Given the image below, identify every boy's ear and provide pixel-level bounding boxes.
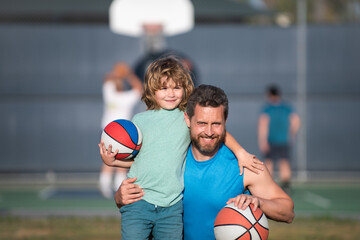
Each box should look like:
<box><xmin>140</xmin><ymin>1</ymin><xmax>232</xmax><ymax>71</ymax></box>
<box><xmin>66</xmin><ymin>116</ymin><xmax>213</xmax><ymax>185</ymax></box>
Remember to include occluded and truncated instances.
<box><xmin>184</xmin><ymin>112</ymin><xmax>191</xmax><ymax>128</ymax></box>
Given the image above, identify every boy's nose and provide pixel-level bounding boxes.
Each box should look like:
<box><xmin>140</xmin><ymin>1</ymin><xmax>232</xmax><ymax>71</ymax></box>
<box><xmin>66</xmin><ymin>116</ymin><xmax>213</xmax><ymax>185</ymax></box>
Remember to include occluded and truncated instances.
<box><xmin>167</xmin><ymin>88</ymin><xmax>175</xmax><ymax>97</ymax></box>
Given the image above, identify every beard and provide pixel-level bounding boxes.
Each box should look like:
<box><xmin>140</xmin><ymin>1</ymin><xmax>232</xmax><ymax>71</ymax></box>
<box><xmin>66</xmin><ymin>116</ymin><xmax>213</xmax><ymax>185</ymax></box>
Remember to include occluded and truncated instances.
<box><xmin>190</xmin><ymin>128</ymin><xmax>226</xmax><ymax>156</ymax></box>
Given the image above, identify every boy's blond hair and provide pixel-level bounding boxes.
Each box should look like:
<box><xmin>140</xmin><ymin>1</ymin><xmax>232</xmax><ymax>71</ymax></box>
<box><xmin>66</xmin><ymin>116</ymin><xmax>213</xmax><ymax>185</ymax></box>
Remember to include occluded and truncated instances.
<box><xmin>142</xmin><ymin>56</ymin><xmax>194</xmax><ymax>111</ymax></box>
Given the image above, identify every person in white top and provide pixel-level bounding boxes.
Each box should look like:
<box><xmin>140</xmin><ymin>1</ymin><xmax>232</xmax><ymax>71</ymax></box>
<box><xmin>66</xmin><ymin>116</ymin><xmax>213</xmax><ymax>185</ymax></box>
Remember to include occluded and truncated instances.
<box><xmin>99</xmin><ymin>62</ymin><xmax>143</xmax><ymax>199</ymax></box>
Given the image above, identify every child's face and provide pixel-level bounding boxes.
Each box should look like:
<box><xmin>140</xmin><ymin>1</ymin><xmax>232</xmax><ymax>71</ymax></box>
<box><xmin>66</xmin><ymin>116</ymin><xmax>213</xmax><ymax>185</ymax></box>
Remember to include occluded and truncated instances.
<box><xmin>154</xmin><ymin>77</ymin><xmax>184</xmax><ymax>110</ymax></box>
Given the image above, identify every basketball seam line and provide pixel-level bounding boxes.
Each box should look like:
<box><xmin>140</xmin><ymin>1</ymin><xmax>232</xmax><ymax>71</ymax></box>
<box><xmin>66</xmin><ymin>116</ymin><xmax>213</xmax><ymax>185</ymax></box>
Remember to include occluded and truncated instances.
<box><xmin>104</xmin><ymin>121</ymin><xmax>141</xmax><ymax>148</ymax></box>
<box><xmin>224</xmin><ymin>207</ymin><xmax>253</xmax><ymax>226</ymax></box>
<box><xmin>214</xmin><ymin>224</ymin><xmax>251</xmax><ymax>240</ymax></box>
<box><xmin>251</xmin><ymin>212</ymin><xmax>269</xmax><ymax>230</ymax></box>
<box><xmin>103</xmin><ymin>130</ymin><xmax>139</xmax><ymax>154</ymax></box>
<box><xmin>214</xmin><ymin>224</ymin><xmax>247</xmax><ymax>227</ymax></box>
<box><xmin>223</xmin><ymin>206</ymin><xmax>269</xmax><ymax>238</ymax></box>
<box><xmin>113</xmin><ymin>121</ymin><xmax>139</xmax><ymax>146</ymax></box>
<box><xmin>235</xmin><ymin>231</ymin><xmax>248</xmax><ymax>240</ymax></box>
<box><xmin>215</xmin><ymin>224</ymin><xmax>251</xmax><ymax>240</ymax></box>
<box><xmin>249</xmin><ymin>208</ymin><xmax>269</xmax><ymax>235</ymax></box>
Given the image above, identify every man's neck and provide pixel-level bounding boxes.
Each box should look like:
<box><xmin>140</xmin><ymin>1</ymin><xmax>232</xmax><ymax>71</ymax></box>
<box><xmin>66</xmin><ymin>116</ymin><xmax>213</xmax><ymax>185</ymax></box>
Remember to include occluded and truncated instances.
<box><xmin>269</xmin><ymin>96</ymin><xmax>281</xmax><ymax>104</ymax></box>
<box><xmin>190</xmin><ymin>144</ymin><xmax>220</xmax><ymax>162</ymax></box>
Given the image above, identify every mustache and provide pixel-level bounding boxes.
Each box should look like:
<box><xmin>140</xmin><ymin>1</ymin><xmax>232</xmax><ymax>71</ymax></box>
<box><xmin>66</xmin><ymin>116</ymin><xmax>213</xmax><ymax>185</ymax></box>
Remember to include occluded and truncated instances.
<box><xmin>199</xmin><ymin>134</ymin><xmax>218</xmax><ymax>139</ymax></box>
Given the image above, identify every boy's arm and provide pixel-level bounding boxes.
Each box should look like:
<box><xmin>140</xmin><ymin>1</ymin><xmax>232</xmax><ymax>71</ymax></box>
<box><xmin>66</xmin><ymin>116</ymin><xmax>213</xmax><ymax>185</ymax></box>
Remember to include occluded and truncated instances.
<box><xmin>224</xmin><ymin>132</ymin><xmax>263</xmax><ymax>175</ymax></box>
<box><xmin>126</xmin><ymin>70</ymin><xmax>143</xmax><ymax>94</ymax></box>
<box><xmin>99</xmin><ymin>141</ymin><xmax>134</xmax><ymax>168</ymax></box>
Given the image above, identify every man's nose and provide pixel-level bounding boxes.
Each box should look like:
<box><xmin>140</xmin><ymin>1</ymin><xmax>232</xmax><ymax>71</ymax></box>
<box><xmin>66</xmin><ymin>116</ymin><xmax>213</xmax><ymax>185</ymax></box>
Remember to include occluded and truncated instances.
<box><xmin>204</xmin><ymin>125</ymin><xmax>214</xmax><ymax>136</ymax></box>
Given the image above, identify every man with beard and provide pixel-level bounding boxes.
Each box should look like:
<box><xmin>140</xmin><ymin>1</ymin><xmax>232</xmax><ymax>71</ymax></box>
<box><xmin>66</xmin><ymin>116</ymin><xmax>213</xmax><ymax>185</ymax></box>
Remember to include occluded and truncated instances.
<box><xmin>115</xmin><ymin>85</ymin><xmax>294</xmax><ymax>240</ymax></box>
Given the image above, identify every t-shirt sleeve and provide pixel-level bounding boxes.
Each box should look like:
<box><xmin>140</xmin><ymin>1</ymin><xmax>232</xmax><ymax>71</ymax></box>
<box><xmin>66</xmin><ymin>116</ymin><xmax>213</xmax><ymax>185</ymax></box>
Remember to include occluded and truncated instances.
<box><xmin>261</xmin><ymin>104</ymin><xmax>270</xmax><ymax>114</ymax></box>
<box><xmin>103</xmin><ymin>81</ymin><xmax>116</xmax><ymax>100</ymax></box>
<box><xmin>286</xmin><ymin>103</ymin><xmax>294</xmax><ymax>114</ymax></box>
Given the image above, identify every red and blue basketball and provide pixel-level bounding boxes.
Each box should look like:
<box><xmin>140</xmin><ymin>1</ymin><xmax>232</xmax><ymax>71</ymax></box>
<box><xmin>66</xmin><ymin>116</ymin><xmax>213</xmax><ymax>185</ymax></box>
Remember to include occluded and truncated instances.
<box><xmin>101</xmin><ymin>119</ymin><xmax>142</xmax><ymax>160</ymax></box>
<box><xmin>214</xmin><ymin>202</ymin><xmax>269</xmax><ymax>240</ymax></box>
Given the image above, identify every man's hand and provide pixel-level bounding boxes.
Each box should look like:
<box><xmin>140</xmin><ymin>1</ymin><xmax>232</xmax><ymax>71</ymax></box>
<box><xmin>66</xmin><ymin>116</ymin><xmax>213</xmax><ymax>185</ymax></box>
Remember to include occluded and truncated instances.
<box><xmin>114</xmin><ymin>177</ymin><xmax>144</xmax><ymax>208</ymax></box>
<box><xmin>227</xmin><ymin>194</ymin><xmax>261</xmax><ymax>211</ymax></box>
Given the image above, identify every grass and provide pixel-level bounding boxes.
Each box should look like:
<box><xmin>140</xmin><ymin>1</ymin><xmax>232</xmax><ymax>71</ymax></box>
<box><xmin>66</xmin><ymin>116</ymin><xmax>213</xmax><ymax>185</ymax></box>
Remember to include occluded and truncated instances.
<box><xmin>268</xmin><ymin>216</ymin><xmax>360</xmax><ymax>240</ymax></box>
<box><xmin>0</xmin><ymin>182</ymin><xmax>359</xmax><ymax>239</ymax></box>
<box><xmin>0</xmin><ymin>216</ymin><xmax>359</xmax><ymax>240</ymax></box>
<box><xmin>0</xmin><ymin>217</ymin><xmax>121</xmax><ymax>240</ymax></box>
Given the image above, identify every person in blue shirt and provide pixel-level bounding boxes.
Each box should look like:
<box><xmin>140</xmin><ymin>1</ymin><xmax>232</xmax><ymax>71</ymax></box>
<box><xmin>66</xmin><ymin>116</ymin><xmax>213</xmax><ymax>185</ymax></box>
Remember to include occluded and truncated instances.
<box><xmin>258</xmin><ymin>85</ymin><xmax>301</xmax><ymax>194</ymax></box>
<box><xmin>115</xmin><ymin>84</ymin><xmax>294</xmax><ymax>240</ymax></box>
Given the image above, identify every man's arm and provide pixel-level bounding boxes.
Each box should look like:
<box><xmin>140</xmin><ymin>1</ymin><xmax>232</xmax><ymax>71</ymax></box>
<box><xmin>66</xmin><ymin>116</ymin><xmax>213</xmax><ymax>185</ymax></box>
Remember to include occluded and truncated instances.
<box><xmin>244</xmin><ymin>166</ymin><xmax>295</xmax><ymax>223</ymax></box>
<box><xmin>257</xmin><ymin>114</ymin><xmax>270</xmax><ymax>155</ymax></box>
<box><xmin>290</xmin><ymin>113</ymin><xmax>301</xmax><ymax>141</ymax></box>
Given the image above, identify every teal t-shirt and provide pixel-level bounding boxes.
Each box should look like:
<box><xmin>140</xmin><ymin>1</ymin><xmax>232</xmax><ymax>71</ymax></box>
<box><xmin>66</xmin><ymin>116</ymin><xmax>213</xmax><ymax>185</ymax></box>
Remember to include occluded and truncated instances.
<box><xmin>261</xmin><ymin>101</ymin><xmax>294</xmax><ymax>144</ymax></box>
<box><xmin>129</xmin><ymin>108</ymin><xmax>190</xmax><ymax>207</ymax></box>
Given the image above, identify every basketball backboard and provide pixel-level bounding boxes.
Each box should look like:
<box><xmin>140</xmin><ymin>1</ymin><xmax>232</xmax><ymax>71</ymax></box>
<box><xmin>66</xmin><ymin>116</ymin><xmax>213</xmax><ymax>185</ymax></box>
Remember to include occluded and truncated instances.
<box><xmin>109</xmin><ymin>0</ymin><xmax>194</xmax><ymax>37</ymax></box>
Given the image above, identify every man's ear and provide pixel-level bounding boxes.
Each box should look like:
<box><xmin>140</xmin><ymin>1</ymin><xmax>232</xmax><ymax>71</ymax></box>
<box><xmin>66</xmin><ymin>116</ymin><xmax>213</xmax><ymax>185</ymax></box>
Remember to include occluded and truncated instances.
<box><xmin>184</xmin><ymin>112</ymin><xmax>191</xmax><ymax>128</ymax></box>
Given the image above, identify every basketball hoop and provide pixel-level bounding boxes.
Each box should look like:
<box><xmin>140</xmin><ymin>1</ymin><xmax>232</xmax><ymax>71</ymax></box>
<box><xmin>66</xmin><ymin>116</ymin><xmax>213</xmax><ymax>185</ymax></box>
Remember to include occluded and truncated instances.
<box><xmin>109</xmin><ymin>0</ymin><xmax>194</xmax><ymax>37</ymax></box>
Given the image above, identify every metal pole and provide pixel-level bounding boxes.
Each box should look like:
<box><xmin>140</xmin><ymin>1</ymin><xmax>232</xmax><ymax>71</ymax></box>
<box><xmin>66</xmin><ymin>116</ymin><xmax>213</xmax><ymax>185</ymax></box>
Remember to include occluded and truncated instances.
<box><xmin>296</xmin><ymin>0</ymin><xmax>308</xmax><ymax>182</ymax></box>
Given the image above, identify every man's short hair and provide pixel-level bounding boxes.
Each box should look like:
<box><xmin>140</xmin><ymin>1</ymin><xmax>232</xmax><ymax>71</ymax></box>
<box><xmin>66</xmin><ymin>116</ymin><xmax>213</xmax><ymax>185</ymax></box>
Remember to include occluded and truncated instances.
<box><xmin>186</xmin><ymin>84</ymin><xmax>228</xmax><ymax>120</ymax></box>
<box><xmin>267</xmin><ymin>84</ymin><xmax>281</xmax><ymax>97</ymax></box>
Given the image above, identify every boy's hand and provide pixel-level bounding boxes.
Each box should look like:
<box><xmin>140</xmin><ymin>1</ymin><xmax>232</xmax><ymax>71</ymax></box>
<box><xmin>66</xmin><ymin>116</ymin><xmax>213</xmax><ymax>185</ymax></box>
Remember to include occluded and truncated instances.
<box><xmin>237</xmin><ymin>150</ymin><xmax>264</xmax><ymax>175</ymax></box>
<box><xmin>99</xmin><ymin>140</ymin><xmax>118</xmax><ymax>167</ymax></box>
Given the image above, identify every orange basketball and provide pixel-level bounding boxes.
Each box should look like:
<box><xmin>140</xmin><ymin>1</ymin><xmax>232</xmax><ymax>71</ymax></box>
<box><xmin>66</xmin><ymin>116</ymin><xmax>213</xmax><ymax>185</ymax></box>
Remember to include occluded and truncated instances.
<box><xmin>214</xmin><ymin>202</ymin><xmax>269</xmax><ymax>240</ymax></box>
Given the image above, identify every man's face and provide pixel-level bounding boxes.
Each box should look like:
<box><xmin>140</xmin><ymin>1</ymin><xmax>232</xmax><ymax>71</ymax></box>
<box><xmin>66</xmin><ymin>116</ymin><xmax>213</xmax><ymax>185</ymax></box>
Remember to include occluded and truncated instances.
<box><xmin>185</xmin><ymin>104</ymin><xmax>226</xmax><ymax>158</ymax></box>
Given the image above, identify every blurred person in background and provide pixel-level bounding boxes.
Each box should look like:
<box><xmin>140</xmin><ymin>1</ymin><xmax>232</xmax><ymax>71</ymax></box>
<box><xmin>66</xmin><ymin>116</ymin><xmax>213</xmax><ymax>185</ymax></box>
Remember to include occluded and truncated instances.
<box><xmin>258</xmin><ymin>84</ymin><xmax>301</xmax><ymax>194</ymax></box>
<box><xmin>134</xmin><ymin>50</ymin><xmax>199</xmax><ymax>86</ymax></box>
<box><xmin>133</xmin><ymin>23</ymin><xmax>199</xmax><ymax>86</ymax></box>
<box><xmin>99</xmin><ymin>62</ymin><xmax>143</xmax><ymax>199</ymax></box>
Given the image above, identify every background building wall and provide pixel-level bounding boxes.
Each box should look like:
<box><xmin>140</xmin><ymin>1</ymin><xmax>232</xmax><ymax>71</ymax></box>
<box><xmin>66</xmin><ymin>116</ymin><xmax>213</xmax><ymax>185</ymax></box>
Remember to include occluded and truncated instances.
<box><xmin>0</xmin><ymin>23</ymin><xmax>359</xmax><ymax>178</ymax></box>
